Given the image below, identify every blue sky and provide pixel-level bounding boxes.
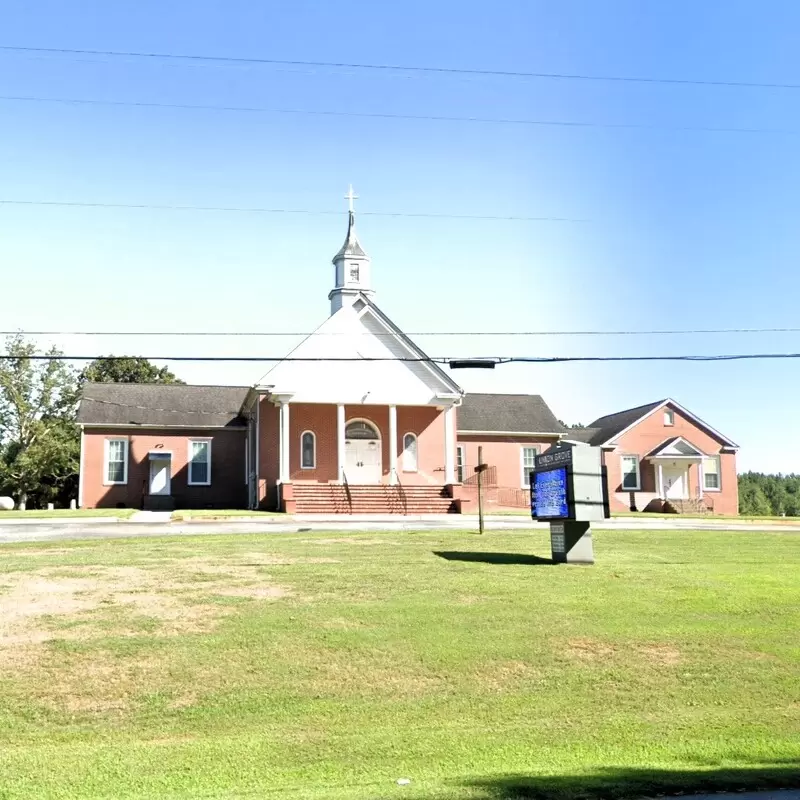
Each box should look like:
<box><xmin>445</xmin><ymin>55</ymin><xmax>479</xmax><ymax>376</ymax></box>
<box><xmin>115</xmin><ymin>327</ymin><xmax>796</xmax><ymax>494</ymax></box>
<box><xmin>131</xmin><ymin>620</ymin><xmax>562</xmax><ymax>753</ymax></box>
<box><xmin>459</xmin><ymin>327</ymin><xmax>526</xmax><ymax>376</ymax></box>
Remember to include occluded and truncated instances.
<box><xmin>2</xmin><ymin>0</ymin><xmax>800</xmax><ymax>471</ymax></box>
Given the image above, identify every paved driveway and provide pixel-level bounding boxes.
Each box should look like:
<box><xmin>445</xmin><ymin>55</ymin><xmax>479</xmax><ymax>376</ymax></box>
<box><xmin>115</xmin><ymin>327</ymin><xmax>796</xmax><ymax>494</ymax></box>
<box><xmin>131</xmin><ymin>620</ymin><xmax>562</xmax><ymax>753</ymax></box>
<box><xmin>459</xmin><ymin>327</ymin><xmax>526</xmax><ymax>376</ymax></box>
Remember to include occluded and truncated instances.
<box><xmin>1</xmin><ymin>515</ymin><xmax>799</xmax><ymax>545</ymax></box>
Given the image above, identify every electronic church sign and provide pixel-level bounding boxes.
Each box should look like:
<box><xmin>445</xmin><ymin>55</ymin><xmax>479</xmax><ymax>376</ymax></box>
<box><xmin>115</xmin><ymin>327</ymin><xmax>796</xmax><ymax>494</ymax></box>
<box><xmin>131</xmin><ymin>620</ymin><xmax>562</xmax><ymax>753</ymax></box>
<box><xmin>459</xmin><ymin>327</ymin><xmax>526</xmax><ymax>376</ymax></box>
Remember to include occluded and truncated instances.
<box><xmin>529</xmin><ymin>442</ymin><xmax>610</xmax><ymax>564</ymax></box>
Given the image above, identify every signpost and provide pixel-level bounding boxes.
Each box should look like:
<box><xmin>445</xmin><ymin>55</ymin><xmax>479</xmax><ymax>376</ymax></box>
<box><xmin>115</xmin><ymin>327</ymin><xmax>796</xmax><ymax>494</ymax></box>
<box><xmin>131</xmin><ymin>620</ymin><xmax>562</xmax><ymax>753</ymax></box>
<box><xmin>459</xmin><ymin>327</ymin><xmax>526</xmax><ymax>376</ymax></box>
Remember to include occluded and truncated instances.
<box><xmin>529</xmin><ymin>442</ymin><xmax>609</xmax><ymax>564</ymax></box>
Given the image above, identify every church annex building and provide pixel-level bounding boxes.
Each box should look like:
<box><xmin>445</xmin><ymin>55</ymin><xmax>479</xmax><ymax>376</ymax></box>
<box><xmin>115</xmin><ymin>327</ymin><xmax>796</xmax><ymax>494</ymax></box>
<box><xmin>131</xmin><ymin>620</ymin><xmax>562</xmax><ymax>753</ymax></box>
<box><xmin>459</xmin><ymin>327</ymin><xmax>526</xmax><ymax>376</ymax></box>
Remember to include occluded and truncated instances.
<box><xmin>77</xmin><ymin>201</ymin><xmax>740</xmax><ymax>516</ymax></box>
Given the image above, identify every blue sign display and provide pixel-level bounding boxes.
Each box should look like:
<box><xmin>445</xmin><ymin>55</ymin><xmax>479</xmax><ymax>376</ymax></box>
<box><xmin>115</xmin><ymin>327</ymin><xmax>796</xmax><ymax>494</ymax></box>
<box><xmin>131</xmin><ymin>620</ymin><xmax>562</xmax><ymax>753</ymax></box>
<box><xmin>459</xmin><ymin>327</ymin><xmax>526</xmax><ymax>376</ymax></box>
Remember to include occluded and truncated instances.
<box><xmin>531</xmin><ymin>467</ymin><xmax>569</xmax><ymax>519</ymax></box>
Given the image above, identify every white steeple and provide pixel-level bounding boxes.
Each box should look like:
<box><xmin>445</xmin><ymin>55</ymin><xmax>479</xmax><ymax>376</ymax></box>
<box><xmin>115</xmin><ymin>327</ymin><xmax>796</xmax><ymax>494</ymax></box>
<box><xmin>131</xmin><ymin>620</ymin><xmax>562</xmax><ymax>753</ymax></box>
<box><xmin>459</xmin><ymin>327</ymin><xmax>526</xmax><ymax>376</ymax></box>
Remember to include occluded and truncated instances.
<box><xmin>329</xmin><ymin>185</ymin><xmax>374</xmax><ymax>315</ymax></box>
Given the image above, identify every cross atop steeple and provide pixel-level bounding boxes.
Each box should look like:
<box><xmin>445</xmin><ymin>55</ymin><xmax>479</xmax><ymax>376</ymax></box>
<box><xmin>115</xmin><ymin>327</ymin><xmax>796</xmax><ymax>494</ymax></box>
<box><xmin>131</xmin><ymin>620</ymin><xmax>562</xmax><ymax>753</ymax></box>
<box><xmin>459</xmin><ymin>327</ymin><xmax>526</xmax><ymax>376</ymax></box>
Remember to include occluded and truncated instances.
<box><xmin>345</xmin><ymin>184</ymin><xmax>359</xmax><ymax>213</ymax></box>
<box><xmin>329</xmin><ymin>187</ymin><xmax>372</xmax><ymax>315</ymax></box>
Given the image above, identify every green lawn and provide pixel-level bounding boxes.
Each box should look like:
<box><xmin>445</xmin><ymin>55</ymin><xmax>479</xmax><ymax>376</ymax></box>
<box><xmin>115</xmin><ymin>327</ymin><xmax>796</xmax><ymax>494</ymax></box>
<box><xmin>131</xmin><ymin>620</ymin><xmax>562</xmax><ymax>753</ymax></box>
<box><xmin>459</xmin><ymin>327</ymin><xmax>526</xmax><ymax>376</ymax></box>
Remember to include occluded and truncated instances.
<box><xmin>0</xmin><ymin>507</ymin><xmax>136</xmax><ymax>519</ymax></box>
<box><xmin>1</xmin><ymin>529</ymin><xmax>798</xmax><ymax>799</ymax></box>
<box><xmin>171</xmin><ymin>508</ymin><xmax>285</xmax><ymax>521</ymax></box>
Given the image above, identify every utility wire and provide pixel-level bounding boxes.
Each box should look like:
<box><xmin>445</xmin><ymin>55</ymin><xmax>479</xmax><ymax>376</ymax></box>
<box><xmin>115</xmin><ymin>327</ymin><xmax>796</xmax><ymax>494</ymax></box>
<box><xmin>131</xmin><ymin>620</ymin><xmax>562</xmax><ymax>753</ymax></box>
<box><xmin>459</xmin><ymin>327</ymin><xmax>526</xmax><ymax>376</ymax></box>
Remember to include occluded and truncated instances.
<box><xmin>2</xmin><ymin>94</ymin><xmax>797</xmax><ymax>137</ymax></box>
<box><xmin>0</xmin><ymin>199</ymin><xmax>577</xmax><ymax>222</ymax></box>
<box><xmin>4</xmin><ymin>353</ymin><xmax>800</xmax><ymax>364</ymax></box>
<box><xmin>5</xmin><ymin>328</ymin><xmax>800</xmax><ymax>337</ymax></box>
<box><xmin>1</xmin><ymin>45</ymin><xmax>798</xmax><ymax>91</ymax></box>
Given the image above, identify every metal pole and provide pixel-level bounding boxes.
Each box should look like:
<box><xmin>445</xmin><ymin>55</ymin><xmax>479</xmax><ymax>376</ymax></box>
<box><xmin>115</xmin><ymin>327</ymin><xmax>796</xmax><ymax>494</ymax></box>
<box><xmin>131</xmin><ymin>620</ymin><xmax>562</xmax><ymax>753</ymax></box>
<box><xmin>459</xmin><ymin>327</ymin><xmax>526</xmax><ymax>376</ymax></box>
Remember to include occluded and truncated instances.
<box><xmin>477</xmin><ymin>445</ymin><xmax>484</xmax><ymax>535</ymax></box>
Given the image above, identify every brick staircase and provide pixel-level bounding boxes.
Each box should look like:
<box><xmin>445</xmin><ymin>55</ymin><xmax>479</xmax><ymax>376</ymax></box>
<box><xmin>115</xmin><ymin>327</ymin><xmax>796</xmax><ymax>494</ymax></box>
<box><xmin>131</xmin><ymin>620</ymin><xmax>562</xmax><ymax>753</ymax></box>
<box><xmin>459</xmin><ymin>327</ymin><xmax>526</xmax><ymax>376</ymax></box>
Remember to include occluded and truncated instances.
<box><xmin>663</xmin><ymin>498</ymin><xmax>711</xmax><ymax>515</ymax></box>
<box><xmin>291</xmin><ymin>484</ymin><xmax>459</xmax><ymax>514</ymax></box>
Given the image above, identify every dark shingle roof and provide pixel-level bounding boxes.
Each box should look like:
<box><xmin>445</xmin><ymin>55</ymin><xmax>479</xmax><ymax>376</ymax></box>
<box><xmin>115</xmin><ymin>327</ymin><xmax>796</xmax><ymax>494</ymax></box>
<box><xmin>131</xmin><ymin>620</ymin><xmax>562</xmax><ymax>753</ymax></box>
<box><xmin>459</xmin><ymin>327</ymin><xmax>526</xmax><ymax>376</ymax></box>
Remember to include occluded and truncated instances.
<box><xmin>77</xmin><ymin>383</ymin><xmax>249</xmax><ymax>428</ymax></box>
<box><xmin>585</xmin><ymin>399</ymin><xmax>665</xmax><ymax>445</ymax></box>
<box><xmin>458</xmin><ymin>393</ymin><xmax>564</xmax><ymax>434</ymax></box>
<box><xmin>560</xmin><ymin>427</ymin><xmax>603</xmax><ymax>445</ymax></box>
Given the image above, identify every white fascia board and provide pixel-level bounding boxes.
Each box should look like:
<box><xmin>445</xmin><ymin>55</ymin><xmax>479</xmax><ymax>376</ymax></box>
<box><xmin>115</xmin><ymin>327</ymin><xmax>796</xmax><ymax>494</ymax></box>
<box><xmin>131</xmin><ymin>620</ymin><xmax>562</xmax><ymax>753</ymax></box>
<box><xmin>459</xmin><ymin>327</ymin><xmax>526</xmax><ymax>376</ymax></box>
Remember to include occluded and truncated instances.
<box><xmin>602</xmin><ymin>398</ymin><xmax>739</xmax><ymax>448</ymax></box>
<box><xmin>457</xmin><ymin>430</ymin><xmax>563</xmax><ymax>437</ymax></box>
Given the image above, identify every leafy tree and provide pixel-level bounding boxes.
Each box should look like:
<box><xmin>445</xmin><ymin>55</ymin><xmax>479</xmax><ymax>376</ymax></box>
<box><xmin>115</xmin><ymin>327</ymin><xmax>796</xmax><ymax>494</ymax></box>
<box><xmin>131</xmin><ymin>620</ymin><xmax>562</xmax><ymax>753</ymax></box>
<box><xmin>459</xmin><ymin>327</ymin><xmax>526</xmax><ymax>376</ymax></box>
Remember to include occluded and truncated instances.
<box><xmin>738</xmin><ymin>472</ymin><xmax>800</xmax><ymax>516</ymax></box>
<box><xmin>80</xmin><ymin>356</ymin><xmax>184</xmax><ymax>385</ymax></box>
<box><xmin>0</xmin><ymin>334</ymin><xmax>80</xmax><ymax>507</ymax></box>
<box><xmin>558</xmin><ymin>420</ymin><xmax>586</xmax><ymax>429</ymax></box>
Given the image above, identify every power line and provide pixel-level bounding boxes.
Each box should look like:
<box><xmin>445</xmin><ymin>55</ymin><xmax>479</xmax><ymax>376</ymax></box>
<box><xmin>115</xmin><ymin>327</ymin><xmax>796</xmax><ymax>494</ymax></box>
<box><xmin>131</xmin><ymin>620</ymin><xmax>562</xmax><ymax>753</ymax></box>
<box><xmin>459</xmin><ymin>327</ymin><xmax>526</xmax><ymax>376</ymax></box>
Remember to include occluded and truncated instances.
<box><xmin>5</xmin><ymin>328</ymin><xmax>800</xmax><ymax>338</ymax></box>
<box><xmin>0</xmin><ymin>199</ymin><xmax>577</xmax><ymax>222</ymax></box>
<box><xmin>4</xmin><ymin>353</ymin><xmax>800</xmax><ymax>364</ymax></box>
<box><xmin>1</xmin><ymin>44</ymin><xmax>799</xmax><ymax>91</ymax></box>
<box><xmin>2</xmin><ymin>93</ymin><xmax>797</xmax><ymax>137</ymax></box>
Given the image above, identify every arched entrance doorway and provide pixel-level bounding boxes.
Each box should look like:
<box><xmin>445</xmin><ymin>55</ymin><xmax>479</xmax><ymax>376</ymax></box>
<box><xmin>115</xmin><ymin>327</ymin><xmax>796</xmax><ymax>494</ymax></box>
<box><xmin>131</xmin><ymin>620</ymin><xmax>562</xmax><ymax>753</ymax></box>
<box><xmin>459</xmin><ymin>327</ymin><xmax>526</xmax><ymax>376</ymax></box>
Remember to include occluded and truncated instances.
<box><xmin>345</xmin><ymin>419</ymin><xmax>382</xmax><ymax>483</ymax></box>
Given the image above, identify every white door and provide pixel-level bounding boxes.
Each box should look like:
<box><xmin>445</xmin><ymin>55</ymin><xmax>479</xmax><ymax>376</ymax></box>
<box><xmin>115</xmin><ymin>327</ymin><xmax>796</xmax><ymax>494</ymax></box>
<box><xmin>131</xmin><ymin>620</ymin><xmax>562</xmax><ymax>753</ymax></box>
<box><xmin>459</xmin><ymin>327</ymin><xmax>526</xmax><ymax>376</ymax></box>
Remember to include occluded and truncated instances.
<box><xmin>149</xmin><ymin>458</ymin><xmax>171</xmax><ymax>495</ymax></box>
<box><xmin>344</xmin><ymin>420</ymin><xmax>382</xmax><ymax>484</ymax></box>
<box><xmin>662</xmin><ymin>465</ymin><xmax>687</xmax><ymax>499</ymax></box>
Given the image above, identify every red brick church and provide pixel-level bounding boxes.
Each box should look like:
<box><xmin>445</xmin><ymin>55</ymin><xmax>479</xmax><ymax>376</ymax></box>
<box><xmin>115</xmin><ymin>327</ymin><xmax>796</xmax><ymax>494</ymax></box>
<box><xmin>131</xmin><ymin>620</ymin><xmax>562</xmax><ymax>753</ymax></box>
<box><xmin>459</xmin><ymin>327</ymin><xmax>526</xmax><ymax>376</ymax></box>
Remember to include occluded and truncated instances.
<box><xmin>77</xmin><ymin>196</ymin><xmax>740</xmax><ymax>515</ymax></box>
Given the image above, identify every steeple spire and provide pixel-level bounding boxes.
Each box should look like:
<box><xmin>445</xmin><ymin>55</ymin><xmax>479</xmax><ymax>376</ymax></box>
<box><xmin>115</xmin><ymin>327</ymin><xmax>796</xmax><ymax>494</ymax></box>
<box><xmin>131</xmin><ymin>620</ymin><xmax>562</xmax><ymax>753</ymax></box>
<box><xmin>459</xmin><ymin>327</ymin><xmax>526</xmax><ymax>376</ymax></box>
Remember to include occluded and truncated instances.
<box><xmin>329</xmin><ymin>186</ymin><xmax>373</xmax><ymax>314</ymax></box>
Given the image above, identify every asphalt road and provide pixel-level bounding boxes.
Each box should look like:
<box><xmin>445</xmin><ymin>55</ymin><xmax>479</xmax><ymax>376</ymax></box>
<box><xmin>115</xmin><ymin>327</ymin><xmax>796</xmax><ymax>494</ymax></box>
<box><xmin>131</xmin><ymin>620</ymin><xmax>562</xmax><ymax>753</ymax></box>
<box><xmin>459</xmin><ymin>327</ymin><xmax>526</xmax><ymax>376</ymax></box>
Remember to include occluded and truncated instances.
<box><xmin>1</xmin><ymin>516</ymin><xmax>800</xmax><ymax>545</ymax></box>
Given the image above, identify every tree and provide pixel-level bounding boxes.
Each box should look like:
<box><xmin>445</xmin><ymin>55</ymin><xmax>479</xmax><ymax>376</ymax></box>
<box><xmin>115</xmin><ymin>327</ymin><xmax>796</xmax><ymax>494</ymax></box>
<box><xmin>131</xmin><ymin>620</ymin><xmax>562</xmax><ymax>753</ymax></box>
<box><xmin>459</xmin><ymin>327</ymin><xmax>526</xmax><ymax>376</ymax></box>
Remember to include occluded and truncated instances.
<box><xmin>0</xmin><ymin>334</ymin><xmax>80</xmax><ymax>507</ymax></box>
<box><xmin>80</xmin><ymin>356</ymin><xmax>184</xmax><ymax>385</ymax></box>
<box><xmin>558</xmin><ymin>420</ymin><xmax>586</xmax><ymax>429</ymax></box>
<box><xmin>738</xmin><ymin>482</ymin><xmax>773</xmax><ymax>517</ymax></box>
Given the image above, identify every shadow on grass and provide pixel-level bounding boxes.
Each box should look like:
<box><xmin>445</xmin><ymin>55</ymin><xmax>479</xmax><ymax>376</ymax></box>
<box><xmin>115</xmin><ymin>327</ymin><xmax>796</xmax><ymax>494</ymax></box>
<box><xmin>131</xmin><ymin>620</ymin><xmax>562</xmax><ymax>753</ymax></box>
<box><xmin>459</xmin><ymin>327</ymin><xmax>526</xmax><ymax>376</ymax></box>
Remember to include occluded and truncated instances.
<box><xmin>434</xmin><ymin>551</ymin><xmax>554</xmax><ymax>566</ymax></box>
<box><xmin>464</xmin><ymin>763</ymin><xmax>800</xmax><ymax>800</ymax></box>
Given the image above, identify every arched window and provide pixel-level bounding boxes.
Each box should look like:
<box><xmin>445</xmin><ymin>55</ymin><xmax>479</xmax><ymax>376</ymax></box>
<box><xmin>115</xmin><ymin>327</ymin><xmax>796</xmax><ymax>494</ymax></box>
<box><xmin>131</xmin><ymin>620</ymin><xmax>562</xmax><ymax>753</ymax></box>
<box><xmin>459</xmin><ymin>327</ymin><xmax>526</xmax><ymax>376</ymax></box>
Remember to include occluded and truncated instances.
<box><xmin>402</xmin><ymin>433</ymin><xmax>418</xmax><ymax>472</ymax></box>
<box><xmin>301</xmin><ymin>431</ymin><xmax>316</xmax><ymax>469</ymax></box>
<box><xmin>345</xmin><ymin>420</ymin><xmax>380</xmax><ymax>440</ymax></box>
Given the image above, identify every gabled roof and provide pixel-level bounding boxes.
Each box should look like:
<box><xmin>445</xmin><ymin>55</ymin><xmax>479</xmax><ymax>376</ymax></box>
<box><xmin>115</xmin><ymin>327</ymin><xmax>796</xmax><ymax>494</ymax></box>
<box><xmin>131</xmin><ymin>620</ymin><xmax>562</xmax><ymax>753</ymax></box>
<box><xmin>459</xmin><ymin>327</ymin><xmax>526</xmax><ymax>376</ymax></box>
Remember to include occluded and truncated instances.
<box><xmin>257</xmin><ymin>294</ymin><xmax>463</xmax><ymax>404</ymax></box>
<box><xmin>585</xmin><ymin>398</ymin><xmax>738</xmax><ymax>449</ymax></box>
<box><xmin>458</xmin><ymin>393</ymin><xmax>565</xmax><ymax>435</ymax></box>
<box><xmin>77</xmin><ymin>383</ymin><xmax>249</xmax><ymax>428</ymax></box>
<box><xmin>646</xmin><ymin>436</ymin><xmax>706</xmax><ymax>458</ymax></box>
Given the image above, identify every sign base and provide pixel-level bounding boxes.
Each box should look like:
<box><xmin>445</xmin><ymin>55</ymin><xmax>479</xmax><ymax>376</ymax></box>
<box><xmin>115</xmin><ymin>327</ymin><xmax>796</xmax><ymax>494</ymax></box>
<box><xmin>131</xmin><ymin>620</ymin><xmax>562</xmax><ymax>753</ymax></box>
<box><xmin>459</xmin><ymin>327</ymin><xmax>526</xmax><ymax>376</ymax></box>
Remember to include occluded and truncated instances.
<box><xmin>549</xmin><ymin>520</ymin><xmax>594</xmax><ymax>564</ymax></box>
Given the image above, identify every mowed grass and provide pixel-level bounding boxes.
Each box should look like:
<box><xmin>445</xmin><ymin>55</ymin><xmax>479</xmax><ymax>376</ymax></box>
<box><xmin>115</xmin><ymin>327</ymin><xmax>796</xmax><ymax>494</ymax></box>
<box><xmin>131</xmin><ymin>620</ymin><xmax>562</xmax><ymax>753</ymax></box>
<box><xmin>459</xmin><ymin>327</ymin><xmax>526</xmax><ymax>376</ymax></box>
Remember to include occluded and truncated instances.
<box><xmin>0</xmin><ymin>529</ymin><xmax>798</xmax><ymax>800</ymax></box>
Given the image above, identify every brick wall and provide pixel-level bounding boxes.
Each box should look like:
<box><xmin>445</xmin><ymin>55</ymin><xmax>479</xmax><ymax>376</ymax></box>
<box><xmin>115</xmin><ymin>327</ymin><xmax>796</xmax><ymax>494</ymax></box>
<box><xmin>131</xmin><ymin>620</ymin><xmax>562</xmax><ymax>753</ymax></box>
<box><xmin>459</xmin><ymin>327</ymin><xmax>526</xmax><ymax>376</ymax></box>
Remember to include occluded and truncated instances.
<box><xmin>81</xmin><ymin>427</ymin><xmax>247</xmax><ymax>509</ymax></box>
<box><xmin>457</xmin><ymin>434</ymin><xmax>562</xmax><ymax>489</ymax></box>
<box><xmin>606</xmin><ymin>403</ymin><xmax>738</xmax><ymax>515</ymax></box>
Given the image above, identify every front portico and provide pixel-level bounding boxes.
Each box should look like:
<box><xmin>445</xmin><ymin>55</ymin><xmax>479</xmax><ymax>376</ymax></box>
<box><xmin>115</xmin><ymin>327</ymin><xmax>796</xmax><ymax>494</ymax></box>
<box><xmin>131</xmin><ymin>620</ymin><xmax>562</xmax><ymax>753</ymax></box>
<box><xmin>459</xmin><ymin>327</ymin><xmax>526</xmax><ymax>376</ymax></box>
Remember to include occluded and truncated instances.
<box><xmin>646</xmin><ymin>437</ymin><xmax>708</xmax><ymax>502</ymax></box>
<box><xmin>250</xmin><ymin>195</ymin><xmax>464</xmax><ymax>513</ymax></box>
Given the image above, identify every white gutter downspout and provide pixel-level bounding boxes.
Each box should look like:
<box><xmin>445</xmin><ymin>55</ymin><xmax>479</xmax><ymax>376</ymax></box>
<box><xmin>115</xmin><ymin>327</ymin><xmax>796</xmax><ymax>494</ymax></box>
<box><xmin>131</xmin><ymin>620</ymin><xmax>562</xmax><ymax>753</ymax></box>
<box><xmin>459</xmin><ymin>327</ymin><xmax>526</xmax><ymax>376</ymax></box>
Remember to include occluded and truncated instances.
<box><xmin>78</xmin><ymin>424</ymin><xmax>85</xmax><ymax>508</ymax></box>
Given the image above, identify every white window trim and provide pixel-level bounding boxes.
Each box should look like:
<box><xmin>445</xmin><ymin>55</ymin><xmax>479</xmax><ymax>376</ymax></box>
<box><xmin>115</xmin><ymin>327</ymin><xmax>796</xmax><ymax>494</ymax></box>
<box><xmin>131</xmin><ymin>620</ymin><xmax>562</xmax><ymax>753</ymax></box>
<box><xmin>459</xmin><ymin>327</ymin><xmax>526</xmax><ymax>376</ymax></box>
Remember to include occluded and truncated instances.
<box><xmin>703</xmin><ymin>455</ymin><xmax>722</xmax><ymax>492</ymax></box>
<box><xmin>402</xmin><ymin>432</ymin><xmax>418</xmax><ymax>472</ymax></box>
<box><xmin>456</xmin><ymin>444</ymin><xmax>466</xmax><ymax>483</ymax></box>
<box><xmin>664</xmin><ymin>409</ymin><xmax>675</xmax><ymax>426</ymax></box>
<box><xmin>521</xmin><ymin>446</ymin><xmax>538</xmax><ymax>488</ymax></box>
<box><xmin>188</xmin><ymin>438</ymin><xmax>212</xmax><ymax>486</ymax></box>
<box><xmin>103</xmin><ymin>437</ymin><xmax>129</xmax><ymax>486</ymax></box>
<box><xmin>620</xmin><ymin>454</ymin><xmax>641</xmax><ymax>491</ymax></box>
<box><xmin>300</xmin><ymin>430</ymin><xmax>316</xmax><ymax>469</ymax></box>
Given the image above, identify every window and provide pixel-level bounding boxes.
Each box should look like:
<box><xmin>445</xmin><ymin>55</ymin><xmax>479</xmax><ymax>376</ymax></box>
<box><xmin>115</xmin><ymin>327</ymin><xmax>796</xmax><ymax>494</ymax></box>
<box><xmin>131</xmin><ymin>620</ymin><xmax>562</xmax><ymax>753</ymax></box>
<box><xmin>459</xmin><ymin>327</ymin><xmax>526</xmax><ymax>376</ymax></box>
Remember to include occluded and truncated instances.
<box><xmin>456</xmin><ymin>445</ymin><xmax>466</xmax><ymax>483</ymax></box>
<box><xmin>521</xmin><ymin>446</ymin><xmax>538</xmax><ymax>487</ymax></box>
<box><xmin>188</xmin><ymin>439</ymin><xmax>211</xmax><ymax>485</ymax></box>
<box><xmin>621</xmin><ymin>455</ymin><xmax>640</xmax><ymax>490</ymax></box>
<box><xmin>349</xmin><ymin>263</ymin><xmax>360</xmax><ymax>281</ymax></box>
<box><xmin>704</xmin><ymin>456</ymin><xmax>721</xmax><ymax>490</ymax></box>
<box><xmin>402</xmin><ymin>433</ymin><xmax>418</xmax><ymax>472</ymax></box>
<box><xmin>664</xmin><ymin>409</ymin><xmax>675</xmax><ymax>426</ymax></box>
<box><xmin>301</xmin><ymin>431</ymin><xmax>316</xmax><ymax>469</ymax></box>
<box><xmin>104</xmin><ymin>438</ymin><xmax>128</xmax><ymax>484</ymax></box>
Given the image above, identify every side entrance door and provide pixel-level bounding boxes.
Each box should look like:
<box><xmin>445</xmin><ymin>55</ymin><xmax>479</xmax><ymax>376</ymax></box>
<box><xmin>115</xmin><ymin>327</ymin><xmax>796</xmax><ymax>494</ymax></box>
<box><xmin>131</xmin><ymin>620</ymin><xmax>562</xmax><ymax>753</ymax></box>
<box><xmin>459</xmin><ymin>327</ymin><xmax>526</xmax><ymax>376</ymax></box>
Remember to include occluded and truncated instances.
<box><xmin>149</xmin><ymin>454</ymin><xmax>172</xmax><ymax>495</ymax></box>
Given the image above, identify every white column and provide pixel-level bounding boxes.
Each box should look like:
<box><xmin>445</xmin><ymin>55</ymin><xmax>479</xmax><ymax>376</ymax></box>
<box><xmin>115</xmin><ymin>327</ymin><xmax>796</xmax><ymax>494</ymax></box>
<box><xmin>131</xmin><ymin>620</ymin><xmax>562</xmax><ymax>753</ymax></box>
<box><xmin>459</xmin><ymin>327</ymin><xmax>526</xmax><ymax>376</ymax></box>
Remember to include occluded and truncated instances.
<box><xmin>657</xmin><ymin>462</ymin><xmax>664</xmax><ymax>499</ymax></box>
<box><xmin>337</xmin><ymin>404</ymin><xmax>346</xmax><ymax>482</ymax></box>
<box><xmin>444</xmin><ymin>405</ymin><xmax>455</xmax><ymax>484</ymax></box>
<box><xmin>388</xmin><ymin>405</ymin><xmax>398</xmax><ymax>484</ymax></box>
<box><xmin>279</xmin><ymin>402</ymin><xmax>291</xmax><ymax>482</ymax></box>
<box><xmin>698</xmin><ymin>460</ymin><xmax>704</xmax><ymax>499</ymax></box>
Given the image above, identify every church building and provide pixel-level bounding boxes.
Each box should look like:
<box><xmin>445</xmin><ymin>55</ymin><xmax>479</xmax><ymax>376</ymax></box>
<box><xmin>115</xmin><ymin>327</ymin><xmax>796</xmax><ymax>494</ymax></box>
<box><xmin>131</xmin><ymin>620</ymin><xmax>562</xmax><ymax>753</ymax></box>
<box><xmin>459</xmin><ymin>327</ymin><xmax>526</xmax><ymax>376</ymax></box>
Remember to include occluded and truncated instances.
<box><xmin>77</xmin><ymin>192</ymin><xmax>740</xmax><ymax>516</ymax></box>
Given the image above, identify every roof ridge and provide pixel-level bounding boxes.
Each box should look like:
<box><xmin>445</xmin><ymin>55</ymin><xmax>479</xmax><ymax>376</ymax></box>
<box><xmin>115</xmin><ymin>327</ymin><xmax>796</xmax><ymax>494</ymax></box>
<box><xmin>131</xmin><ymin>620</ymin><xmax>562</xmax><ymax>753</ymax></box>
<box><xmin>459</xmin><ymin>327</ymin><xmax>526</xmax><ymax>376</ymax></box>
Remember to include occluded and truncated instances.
<box><xmin>83</xmin><ymin>382</ymin><xmax>250</xmax><ymax>389</ymax></box>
